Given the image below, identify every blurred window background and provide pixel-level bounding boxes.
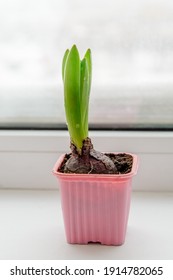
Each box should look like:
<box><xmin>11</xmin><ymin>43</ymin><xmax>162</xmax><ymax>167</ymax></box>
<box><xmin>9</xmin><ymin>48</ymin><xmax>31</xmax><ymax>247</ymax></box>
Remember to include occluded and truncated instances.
<box><xmin>0</xmin><ymin>0</ymin><xmax>173</xmax><ymax>130</ymax></box>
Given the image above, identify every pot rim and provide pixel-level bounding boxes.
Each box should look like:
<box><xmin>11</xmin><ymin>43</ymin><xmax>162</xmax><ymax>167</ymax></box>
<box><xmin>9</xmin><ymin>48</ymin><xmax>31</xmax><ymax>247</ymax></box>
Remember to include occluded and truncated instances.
<box><xmin>52</xmin><ymin>152</ymin><xmax>139</xmax><ymax>179</ymax></box>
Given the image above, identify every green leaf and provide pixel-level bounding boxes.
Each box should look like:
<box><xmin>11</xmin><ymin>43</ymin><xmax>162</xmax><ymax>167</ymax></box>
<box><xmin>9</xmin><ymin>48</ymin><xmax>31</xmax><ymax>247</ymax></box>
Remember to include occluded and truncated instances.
<box><xmin>81</xmin><ymin>49</ymin><xmax>92</xmax><ymax>139</ymax></box>
<box><xmin>80</xmin><ymin>57</ymin><xmax>90</xmax><ymax>139</ymax></box>
<box><xmin>62</xmin><ymin>49</ymin><xmax>69</xmax><ymax>81</ymax></box>
<box><xmin>63</xmin><ymin>45</ymin><xmax>83</xmax><ymax>152</ymax></box>
<box><xmin>84</xmin><ymin>49</ymin><xmax>92</xmax><ymax>94</ymax></box>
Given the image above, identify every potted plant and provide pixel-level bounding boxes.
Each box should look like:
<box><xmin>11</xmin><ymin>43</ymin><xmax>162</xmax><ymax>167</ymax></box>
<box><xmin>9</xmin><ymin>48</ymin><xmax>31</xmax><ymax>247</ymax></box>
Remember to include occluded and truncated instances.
<box><xmin>53</xmin><ymin>45</ymin><xmax>138</xmax><ymax>245</ymax></box>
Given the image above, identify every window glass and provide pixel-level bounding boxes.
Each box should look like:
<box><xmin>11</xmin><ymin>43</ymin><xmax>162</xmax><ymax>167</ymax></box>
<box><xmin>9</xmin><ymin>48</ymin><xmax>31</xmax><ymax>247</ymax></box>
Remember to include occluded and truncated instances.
<box><xmin>0</xmin><ymin>0</ymin><xmax>173</xmax><ymax>129</ymax></box>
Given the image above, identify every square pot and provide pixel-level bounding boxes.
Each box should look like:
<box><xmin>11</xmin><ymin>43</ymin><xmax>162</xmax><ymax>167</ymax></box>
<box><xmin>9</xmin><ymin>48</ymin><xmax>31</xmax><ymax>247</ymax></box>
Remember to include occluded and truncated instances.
<box><xmin>53</xmin><ymin>153</ymin><xmax>138</xmax><ymax>245</ymax></box>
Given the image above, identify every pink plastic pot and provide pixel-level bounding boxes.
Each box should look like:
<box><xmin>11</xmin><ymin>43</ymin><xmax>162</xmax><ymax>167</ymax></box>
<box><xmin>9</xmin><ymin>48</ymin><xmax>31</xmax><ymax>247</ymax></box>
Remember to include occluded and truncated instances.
<box><xmin>53</xmin><ymin>153</ymin><xmax>138</xmax><ymax>246</ymax></box>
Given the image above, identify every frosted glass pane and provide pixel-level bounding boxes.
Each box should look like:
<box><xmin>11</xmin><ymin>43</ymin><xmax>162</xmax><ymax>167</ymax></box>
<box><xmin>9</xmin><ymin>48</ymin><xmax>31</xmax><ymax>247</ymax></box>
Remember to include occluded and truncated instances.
<box><xmin>0</xmin><ymin>0</ymin><xmax>173</xmax><ymax>128</ymax></box>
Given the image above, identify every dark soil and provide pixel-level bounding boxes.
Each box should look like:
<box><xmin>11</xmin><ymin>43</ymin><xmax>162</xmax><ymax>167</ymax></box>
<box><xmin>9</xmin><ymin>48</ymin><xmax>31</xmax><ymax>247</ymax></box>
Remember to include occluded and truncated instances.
<box><xmin>58</xmin><ymin>138</ymin><xmax>133</xmax><ymax>175</ymax></box>
<box><xmin>105</xmin><ymin>153</ymin><xmax>133</xmax><ymax>174</ymax></box>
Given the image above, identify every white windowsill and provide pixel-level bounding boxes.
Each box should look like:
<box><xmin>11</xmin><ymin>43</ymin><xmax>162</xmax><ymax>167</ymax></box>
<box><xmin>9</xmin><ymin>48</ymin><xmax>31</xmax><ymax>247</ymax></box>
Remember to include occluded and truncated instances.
<box><xmin>0</xmin><ymin>189</ymin><xmax>172</xmax><ymax>260</ymax></box>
